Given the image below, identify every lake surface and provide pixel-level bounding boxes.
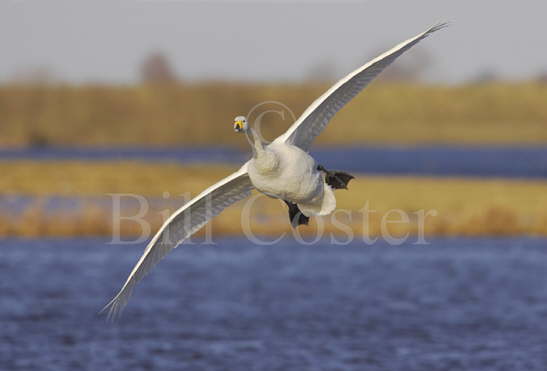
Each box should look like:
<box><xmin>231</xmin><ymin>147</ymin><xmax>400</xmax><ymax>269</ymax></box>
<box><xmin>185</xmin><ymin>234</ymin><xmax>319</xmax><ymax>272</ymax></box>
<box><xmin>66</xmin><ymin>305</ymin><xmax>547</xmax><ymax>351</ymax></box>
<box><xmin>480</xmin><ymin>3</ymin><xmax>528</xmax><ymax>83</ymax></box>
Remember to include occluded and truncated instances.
<box><xmin>1</xmin><ymin>237</ymin><xmax>547</xmax><ymax>370</ymax></box>
<box><xmin>2</xmin><ymin>145</ymin><xmax>547</xmax><ymax>178</ymax></box>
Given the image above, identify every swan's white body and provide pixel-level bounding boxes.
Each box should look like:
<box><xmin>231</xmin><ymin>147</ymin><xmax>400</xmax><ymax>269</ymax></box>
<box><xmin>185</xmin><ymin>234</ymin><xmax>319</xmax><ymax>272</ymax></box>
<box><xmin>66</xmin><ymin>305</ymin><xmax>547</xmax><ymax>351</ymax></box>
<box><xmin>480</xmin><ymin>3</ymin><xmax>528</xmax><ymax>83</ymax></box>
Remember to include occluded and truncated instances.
<box><xmin>102</xmin><ymin>23</ymin><xmax>447</xmax><ymax>319</ymax></box>
<box><xmin>248</xmin><ymin>142</ymin><xmax>336</xmax><ymax>216</ymax></box>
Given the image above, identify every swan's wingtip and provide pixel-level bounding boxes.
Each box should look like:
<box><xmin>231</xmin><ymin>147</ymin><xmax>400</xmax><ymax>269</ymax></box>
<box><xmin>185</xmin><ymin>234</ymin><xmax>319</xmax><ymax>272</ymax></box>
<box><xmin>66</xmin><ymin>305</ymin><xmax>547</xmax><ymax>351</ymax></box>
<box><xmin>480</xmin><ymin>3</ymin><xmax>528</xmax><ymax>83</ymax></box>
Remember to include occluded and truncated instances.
<box><xmin>428</xmin><ymin>21</ymin><xmax>450</xmax><ymax>34</ymax></box>
<box><xmin>98</xmin><ymin>295</ymin><xmax>127</xmax><ymax>322</ymax></box>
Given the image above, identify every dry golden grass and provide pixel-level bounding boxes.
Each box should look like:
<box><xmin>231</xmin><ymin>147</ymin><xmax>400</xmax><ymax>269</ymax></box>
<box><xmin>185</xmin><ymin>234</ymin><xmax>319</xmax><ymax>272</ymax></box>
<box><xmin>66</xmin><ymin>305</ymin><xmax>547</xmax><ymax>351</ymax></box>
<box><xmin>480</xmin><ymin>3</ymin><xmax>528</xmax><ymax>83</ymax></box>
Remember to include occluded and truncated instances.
<box><xmin>1</xmin><ymin>82</ymin><xmax>547</xmax><ymax>148</ymax></box>
<box><xmin>2</xmin><ymin>161</ymin><xmax>547</xmax><ymax>238</ymax></box>
<box><xmin>0</xmin><ymin>161</ymin><xmax>233</xmax><ymax>196</ymax></box>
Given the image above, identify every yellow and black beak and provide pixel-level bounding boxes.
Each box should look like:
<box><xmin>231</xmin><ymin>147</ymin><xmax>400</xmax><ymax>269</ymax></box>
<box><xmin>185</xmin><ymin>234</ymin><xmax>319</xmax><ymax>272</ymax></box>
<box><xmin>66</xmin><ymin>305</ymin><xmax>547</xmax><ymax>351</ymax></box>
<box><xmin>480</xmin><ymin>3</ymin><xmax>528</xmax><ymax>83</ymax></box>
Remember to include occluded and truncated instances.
<box><xmin>233</xmin><ymin>120</ymin><xmax>244</xmax><ymax>132</ymax></box>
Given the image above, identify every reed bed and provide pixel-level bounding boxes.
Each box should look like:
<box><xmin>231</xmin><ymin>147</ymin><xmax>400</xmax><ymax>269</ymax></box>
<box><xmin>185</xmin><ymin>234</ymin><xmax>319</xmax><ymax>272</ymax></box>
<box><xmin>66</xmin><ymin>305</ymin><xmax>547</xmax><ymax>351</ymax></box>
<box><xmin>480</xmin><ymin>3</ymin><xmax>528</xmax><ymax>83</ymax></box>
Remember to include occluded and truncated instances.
<box><xmin>1</xmin><ymin>82</ymin><xmax>547</xmax><ymax>148</ymax></box>
<box><xmin>2</xmin><ymin>161</ymin><xmax>547</xmax><ymax>238</ymax></box>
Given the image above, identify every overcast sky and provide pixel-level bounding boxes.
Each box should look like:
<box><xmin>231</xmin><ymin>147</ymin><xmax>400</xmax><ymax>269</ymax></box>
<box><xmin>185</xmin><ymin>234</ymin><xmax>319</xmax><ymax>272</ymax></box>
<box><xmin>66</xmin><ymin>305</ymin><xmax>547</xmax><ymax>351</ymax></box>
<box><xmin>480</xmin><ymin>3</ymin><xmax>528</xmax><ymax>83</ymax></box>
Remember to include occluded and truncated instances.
<box><xmin>2</xmin><ymin>0</ymin><xmax>546</xmax><ymax>84</ymax></box>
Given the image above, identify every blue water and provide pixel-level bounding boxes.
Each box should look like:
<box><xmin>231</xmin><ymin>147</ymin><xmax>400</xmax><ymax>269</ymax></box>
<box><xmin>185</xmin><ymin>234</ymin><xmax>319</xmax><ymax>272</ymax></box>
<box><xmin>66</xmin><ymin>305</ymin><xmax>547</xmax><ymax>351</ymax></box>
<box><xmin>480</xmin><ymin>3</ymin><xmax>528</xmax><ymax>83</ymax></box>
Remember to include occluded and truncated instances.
<box><xmin>1</xmin><ymin>237</ymin><xmax>547</xmax><ymax>370</ymax></box>
<box><xmin>2</xmin><ymin>145</ymin><xmax>547</xmax><ymax>178</ymax></box>
<box><xmin>313</xmin><ymin>146</ymin><xmax>547</xmax><ymax>179</ymax></box>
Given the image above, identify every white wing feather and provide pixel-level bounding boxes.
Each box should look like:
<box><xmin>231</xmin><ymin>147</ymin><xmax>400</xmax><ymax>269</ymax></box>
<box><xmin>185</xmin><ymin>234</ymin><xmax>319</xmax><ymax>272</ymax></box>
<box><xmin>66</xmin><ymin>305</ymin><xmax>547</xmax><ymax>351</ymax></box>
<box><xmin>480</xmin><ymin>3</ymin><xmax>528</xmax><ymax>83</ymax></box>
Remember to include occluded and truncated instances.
<box><xmin>101</xmin><ymin>163</ymin><xmax>253</xmax><ymax>319</ymax></box>
<box><xmin>276</xmin><ymin>23</ymin><xmax>447</xmax><ymax>151</ymax></box>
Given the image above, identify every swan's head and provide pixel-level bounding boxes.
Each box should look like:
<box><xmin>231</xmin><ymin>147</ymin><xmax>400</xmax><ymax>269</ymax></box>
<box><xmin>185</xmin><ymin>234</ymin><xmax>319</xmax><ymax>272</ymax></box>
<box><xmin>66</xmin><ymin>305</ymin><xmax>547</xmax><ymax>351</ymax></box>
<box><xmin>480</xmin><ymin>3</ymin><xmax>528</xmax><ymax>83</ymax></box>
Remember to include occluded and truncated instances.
<box><xmin>233</xmin><ymin>115</ymin><xmax>248</xmax><ymax>133</ymax></box>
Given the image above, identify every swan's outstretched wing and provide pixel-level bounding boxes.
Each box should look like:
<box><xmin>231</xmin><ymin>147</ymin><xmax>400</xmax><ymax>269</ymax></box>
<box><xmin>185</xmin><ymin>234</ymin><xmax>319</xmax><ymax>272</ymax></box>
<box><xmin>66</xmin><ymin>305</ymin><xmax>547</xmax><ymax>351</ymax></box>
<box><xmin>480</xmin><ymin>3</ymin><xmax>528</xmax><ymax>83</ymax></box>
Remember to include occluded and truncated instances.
<box><xmin>101</xmin><ymin>163</ymin><xmax>253</xmax><ymax>319</ymax></box>
<box><xmin>276</xmin><ymin>23</ymin><xmax>447</xmax><ymax>151</ymax></box>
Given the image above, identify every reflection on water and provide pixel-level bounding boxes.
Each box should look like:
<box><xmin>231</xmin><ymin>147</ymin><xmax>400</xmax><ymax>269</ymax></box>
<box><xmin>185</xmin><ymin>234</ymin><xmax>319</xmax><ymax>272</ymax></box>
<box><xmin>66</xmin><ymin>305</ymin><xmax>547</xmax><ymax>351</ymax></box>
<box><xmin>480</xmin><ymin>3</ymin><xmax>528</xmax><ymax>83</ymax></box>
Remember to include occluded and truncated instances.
<box><xmin>1</xmin><ymin>237</ymin><xmax>547</xmax><ymax>370</ymax></box>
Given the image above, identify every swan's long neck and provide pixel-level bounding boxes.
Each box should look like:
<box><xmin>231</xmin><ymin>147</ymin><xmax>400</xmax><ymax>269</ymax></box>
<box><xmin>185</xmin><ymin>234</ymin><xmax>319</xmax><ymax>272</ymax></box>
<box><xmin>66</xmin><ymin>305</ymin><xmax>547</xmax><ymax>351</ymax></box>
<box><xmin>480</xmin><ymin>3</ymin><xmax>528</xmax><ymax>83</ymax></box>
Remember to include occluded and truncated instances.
<box><xmin>246</xmin><ymin>127</ymin><xmax>279</xmax><ymax>174</ymax></box>
<box><xmin>245</xmin><ymin>127</ymin><xmax>265</xmax><ymax>159</ymax></box>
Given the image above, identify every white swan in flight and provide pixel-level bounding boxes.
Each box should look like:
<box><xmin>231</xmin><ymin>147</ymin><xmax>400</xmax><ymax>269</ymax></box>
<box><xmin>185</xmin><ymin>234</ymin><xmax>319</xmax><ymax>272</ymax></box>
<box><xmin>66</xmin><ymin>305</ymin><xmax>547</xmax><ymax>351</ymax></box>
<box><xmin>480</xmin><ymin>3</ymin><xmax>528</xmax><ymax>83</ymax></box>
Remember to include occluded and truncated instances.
<box><xmin>103</xmin><ymin>23</ymin><xmax>446</xmax><ymax>318</ymax></box>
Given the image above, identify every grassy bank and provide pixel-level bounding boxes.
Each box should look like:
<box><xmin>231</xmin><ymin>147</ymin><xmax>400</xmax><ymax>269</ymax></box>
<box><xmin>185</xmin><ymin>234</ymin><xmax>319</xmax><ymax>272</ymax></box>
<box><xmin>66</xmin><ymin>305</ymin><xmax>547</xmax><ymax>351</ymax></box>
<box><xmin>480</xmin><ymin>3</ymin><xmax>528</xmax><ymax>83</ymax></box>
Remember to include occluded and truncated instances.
<box><xmin>1</xmin><ymin>82</ymin><xmax>547</xmax><ymax>148</ymax></box>
<box><xmin>2</xmin><ymin>161</ymin><xmax>547</xmax><ymax>238</ymax></box>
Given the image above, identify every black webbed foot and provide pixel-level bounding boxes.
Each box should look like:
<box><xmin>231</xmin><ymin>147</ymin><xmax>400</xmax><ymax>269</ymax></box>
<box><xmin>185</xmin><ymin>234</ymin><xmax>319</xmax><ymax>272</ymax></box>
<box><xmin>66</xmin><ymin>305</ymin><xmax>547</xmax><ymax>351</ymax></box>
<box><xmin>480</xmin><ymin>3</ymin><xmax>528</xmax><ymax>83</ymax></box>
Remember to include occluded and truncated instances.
<box><xmin>317</xmin><ymin>165</ymin><xmax>354</xmax><ymax>190</ymax></box>
<box><xmin>284</xmin><ymin>200</ymin><xmax>309</xmax><ymax>228</ymax></box>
